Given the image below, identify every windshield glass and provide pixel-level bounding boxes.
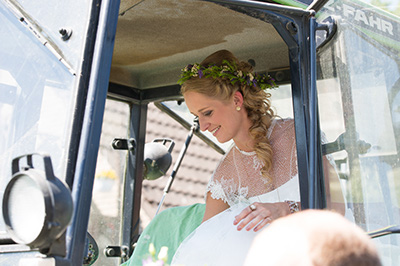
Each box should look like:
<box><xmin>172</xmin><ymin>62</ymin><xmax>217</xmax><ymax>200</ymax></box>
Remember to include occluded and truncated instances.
<box><xmin>0</xmin><ymin>0</ymin><xmax>91</xmax><ymax>235</ymax></box>
<box><xmin>11</xmin><ymin>0</ymin><xmax>92</xmax><ymax>71</ymax></box>
<box><xmin>317</xmin><ymin>0</ymin><xmax>400</xmax><ymax>264</ymax></box>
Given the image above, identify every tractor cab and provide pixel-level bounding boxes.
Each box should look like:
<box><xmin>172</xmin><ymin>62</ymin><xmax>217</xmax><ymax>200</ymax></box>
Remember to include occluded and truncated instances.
<box><xmin>0</xmin><ymin>0</ymin><xmax>400</xmax><ymax>265</ymax></box>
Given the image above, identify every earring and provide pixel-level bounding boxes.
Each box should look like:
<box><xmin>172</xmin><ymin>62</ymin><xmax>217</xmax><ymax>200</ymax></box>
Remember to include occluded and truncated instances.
<box><xmin>236</xmin><ymin>106</ymin><xmax>241</xmax><ymax>111</ymax></box>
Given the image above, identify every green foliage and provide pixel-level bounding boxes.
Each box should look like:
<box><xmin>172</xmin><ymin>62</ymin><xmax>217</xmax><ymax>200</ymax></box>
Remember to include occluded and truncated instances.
<box><xmin>370</xmin><ymin>0</ymin><xmax>400</xmax><ymax>16</ymax></box>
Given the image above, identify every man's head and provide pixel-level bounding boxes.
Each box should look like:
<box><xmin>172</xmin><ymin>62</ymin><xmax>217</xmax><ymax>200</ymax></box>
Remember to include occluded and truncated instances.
<box><xmin>245</xmin><ymin>210</ymin><xmax>381</xmax><ymax>266</ymax></box>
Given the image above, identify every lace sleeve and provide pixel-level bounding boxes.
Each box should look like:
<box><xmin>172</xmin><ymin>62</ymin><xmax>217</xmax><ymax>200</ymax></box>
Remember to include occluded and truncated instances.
<box><xmin>204</xmin><ymin>145</ymin><xmax>237</xmax><ymax>205</ymax></box>
<box><xmin>206</xmin><ymin>178</ymin><xmax>228</xmax><ymax>203</ymax></box>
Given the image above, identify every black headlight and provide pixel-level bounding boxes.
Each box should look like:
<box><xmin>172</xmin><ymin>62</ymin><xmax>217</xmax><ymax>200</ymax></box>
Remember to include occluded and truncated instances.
<box><xmin>2</xmin><ymin>154</ymin><xmax>73</xmax><ymax>255</ymax></box>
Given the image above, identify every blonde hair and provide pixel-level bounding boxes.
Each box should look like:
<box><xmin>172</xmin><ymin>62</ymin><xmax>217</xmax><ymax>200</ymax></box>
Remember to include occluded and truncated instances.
<box><xmin>246</xmin><ymin>210</ymin><xmax>382</xmax><ymax>266</ymax></box>
<box><xmin>181</xmin><ymin>50</ymin><xmax>275</xmax><ymax>178</ymax></box>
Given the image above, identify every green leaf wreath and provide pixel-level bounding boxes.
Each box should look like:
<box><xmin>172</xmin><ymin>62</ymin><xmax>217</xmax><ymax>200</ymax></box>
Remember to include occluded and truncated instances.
<box><xmin>178</xmin><ymin>60</ymin><xmax>277</xmax><ymax>90</ymax></box>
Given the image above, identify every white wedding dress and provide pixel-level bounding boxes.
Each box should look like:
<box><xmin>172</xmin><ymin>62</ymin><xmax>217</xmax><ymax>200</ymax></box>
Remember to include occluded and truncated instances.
<box><xmin>171</xmin><ymin>177</ymin><xmax>300</xmax><ymax>266</ymax></box>
<box><xmin>171</xmin><ymin>119</ymin><xmax>301</xmax><ymax>266</ymax></box>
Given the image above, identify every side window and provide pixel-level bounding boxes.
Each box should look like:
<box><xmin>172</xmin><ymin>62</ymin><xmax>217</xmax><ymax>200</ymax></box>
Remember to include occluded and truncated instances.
<box><xmin>0</xmin><ymin>2</ymin><xmax>76</xmax><ymax>238</ymax></box>
<box><xmin>317</xmin><ymin>20</ymin><xmax>400</xmax><ymax>264</ymax></box>
<box><xmin>269</xmin><ymin>83</ymin><xmax>293</xmax><ymax>119</ymax></box>
<box><xmin>88</xmin><ymin>99</ymin><xmax>130</xmax><ymax>266</ymax></box>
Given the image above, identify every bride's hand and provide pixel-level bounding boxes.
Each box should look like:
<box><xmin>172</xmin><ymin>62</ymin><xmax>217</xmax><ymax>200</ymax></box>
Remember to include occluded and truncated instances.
<box><xmin>233</xmin><ymin>202</ymin><xmax>290</xmax><ymax>232</ymax></box>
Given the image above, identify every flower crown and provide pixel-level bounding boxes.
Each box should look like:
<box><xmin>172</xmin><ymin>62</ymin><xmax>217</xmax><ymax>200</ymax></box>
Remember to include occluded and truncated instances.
<box><xmin>177</xmin><ymin>59</ymin><xmax>276</xmax><ymax>90</ymax></box>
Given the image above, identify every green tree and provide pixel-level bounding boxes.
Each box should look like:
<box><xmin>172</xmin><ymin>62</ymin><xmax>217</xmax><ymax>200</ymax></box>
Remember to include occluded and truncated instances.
<box><xmin>370</xmin><ymin>0</ymin><xmax>400</xmax><ymax>16</ymax></box>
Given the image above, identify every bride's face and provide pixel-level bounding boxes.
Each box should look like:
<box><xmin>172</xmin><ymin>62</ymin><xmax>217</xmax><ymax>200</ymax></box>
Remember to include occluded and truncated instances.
<box><xmin>184</xmin><ymin>91</ymin><xmax>244</xmax><ymax>144</ymax></box>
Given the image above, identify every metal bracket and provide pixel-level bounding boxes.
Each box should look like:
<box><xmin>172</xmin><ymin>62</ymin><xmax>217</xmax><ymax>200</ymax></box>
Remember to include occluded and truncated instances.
<box><xmin>83</xmin><ymin>232</ymin><xmax>99</xmax><ymax>265</ymax></box>
<box><xmin>316</xmin><ymin>15</ymin><xmax>338</xmax><ymax>51</ymax></box>
<box><xmin>321</xmin><ymin>131</ymin><xmax>371</xmax><ymax>156</ymax></box>
<box><xmin>104</xmin><ymin>245</ymin><xmax>129</xmax><ymax>259</ymax></box>
<box><xmin>286</xmin><ymin>21</ymin><xmax>298</xmax><ymax>36</ymax></box>
<box><xmin>368</xmin><ymin>225</ymin><xmax>400</xmax><ymax>238</ymax></box>
<box><xmin>112</xmin><ymin>138</ymin><xmax>136</xmax><ymax>152</ymax></box>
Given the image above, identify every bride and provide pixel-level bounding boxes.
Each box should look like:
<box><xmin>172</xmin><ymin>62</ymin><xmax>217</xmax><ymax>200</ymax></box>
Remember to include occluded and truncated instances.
<box><xmin>171</xmin><ymin>50</ymin><xmax>345</xmax><ymax>265</ymax></box>
<box><xmin>171</xmin><ymin>119</ymin><xmax>300</xmax><ymax>266</ymax></box>
<box><xmin>171</xmin><ymin>50</ymin><xmax>299</xmax><ymax>266</ymax></box>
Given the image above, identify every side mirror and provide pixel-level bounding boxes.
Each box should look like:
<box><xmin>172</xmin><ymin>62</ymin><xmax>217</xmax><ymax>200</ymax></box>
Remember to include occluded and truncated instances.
<box><xmin>143</xmin><ymin>138</ymin><xmax>175</xmax><ymax>180</ymax></box>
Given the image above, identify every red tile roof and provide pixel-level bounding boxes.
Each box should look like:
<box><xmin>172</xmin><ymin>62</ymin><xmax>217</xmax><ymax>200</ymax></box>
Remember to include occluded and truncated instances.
<box><xmin>143</xmin><ymin>103</ymin><xmax>221</xmax><ymax>221</ymax></box>
<box><xmin>94</xmin><ymin>100</ymin><xmax>221</xmax><ymax>229</ymax></box>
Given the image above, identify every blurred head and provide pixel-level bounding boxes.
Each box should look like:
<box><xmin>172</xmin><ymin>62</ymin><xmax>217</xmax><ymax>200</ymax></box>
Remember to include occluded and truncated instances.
<box><xmin>245</xmin><ymin>210</ymin><xmax>382</xmax><ymax>266</ymax></box>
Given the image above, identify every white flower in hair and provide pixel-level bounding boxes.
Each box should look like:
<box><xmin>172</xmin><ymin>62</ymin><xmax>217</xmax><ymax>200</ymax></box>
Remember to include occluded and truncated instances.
<box><xmin>191</xmin><ymin>64</ymin><xmax>199</xmax><ymax>73</ymax></box>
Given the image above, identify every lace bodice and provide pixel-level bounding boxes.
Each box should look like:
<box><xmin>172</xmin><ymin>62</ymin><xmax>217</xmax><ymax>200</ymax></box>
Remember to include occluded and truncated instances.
<box><xmin>206</xmin><ymin>118</ymin><xmax>298</xmax><ymax>206</ymax></box>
